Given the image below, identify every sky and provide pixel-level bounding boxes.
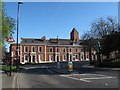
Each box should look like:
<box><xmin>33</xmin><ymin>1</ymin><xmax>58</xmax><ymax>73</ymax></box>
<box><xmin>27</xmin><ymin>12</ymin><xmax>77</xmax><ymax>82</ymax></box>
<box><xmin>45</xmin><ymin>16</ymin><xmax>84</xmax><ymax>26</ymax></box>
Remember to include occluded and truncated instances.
<box><xmin>4</xmin><ymin>2</ymin><xmax>118</xmax><ymax>50</ymax></box>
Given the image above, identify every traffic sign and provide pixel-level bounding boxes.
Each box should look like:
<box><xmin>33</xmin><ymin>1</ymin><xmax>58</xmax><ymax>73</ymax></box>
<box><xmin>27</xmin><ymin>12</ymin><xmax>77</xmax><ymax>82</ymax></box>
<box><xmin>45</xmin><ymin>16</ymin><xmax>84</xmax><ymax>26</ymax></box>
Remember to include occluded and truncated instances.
<box><xmin>7</xmin><ymin>34</ymin><xmax>15</xmax><ymax>44</ymax></box>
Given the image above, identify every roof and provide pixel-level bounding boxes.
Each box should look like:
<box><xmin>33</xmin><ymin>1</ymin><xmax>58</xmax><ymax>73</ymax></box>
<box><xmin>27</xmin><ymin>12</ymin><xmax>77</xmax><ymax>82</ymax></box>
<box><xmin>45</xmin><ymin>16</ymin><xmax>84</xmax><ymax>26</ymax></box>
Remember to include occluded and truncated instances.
<box><xmin>21</xmin><ymin>38</ymin><xmax>83</xmax><ymax>45</ymax></box>
<box><xmin>70</xmin><ymin>28</ymin><xmax>78</xmax><ymax>34</ymax></box>
<box><xmin>46</xmin><ymin>38</ymin><xmax>72</xmax><ymax>45</ymax></box>
<box><xmin>21</xmin><ymin>38</ymin><xmax>45</xmax><ymax>44</ymax></box>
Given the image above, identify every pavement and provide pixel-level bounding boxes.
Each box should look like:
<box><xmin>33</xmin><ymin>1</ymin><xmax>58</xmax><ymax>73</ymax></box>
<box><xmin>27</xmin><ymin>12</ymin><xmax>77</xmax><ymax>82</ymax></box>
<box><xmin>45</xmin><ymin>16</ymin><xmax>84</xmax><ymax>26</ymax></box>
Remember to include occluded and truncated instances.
<box><xmin>1</xmin><ymin>70</ymin><xmax>19</xmax><ymax>89</ymax></box>
<box><xmin>51</xmin><ymin>65</ymin><xmax>120</xmax><ymax>74</ymax></box>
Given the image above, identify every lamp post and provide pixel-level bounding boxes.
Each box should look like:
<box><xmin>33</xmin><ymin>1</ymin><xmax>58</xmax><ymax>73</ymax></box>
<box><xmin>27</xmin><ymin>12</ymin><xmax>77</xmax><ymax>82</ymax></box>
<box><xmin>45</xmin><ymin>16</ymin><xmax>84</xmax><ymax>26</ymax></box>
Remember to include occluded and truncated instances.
<box><xmin>16</xmin><ymin>1</ymin><xmax>23</xmax><ymax>70</ymax></box>
<box><xmin>57</xmin><ymin>36</ymin><xmax>60</xmax><ymax>69</ymax></box>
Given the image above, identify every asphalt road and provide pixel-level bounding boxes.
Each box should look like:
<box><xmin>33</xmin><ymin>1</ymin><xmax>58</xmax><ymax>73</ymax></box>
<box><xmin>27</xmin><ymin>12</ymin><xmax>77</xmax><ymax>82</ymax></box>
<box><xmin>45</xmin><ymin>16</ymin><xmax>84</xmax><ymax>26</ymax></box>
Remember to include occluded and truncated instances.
<box><xmin>13</xmin><ymin>64</ymin><xmax>119</xmax><ymax>88</ymax></box>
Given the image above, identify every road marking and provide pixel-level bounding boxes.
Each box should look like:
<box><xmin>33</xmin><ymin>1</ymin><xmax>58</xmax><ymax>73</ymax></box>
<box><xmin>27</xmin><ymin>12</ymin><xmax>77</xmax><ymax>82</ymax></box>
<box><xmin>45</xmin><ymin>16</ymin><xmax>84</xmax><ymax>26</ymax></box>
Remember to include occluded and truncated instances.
<box><xmin>13</xmin><ymin>72</ymin><xmax>20</xmax><ymax>89</ymax></box>
<box><xmin>13</xmin><ymin>72</ymin><xmax>19</xmax><ymax>88</ymax></box>
<box><xmin>60</xmin><ymin>74</ymin><xmax>116</xmax><ymax>83</ymax></box>
<box><xmin>70</xmin><ymin>73</ymin><xmax>105</xmax><ymax>77</ymax></box>
<box><xmin>47</xmin><ymin>68</ymin><xmax>54</xmax><ymax>74</ymax></box>
<box><xmin>82</xmin><ymin>76</ymin><xmax>116</xmax><ymax>80</ymax></box>
<box><xmin>17</xmin><ymin>73</ymin><xmax>20</xmax><ymax>89</ymax></box>
<box><xmin>60</xmin><ymin>75</ymin><xmax>90</xmax><ymax>83</ymax></box>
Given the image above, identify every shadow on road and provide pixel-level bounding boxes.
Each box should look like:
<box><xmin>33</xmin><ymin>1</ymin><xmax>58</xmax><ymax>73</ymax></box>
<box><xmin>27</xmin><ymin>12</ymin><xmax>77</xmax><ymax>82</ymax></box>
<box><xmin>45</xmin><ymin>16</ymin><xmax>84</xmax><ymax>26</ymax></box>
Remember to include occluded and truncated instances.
<box><xmin>18</xmin><ymin>61</ymin><xmax>111</xmax><ymax>75</ymax></box>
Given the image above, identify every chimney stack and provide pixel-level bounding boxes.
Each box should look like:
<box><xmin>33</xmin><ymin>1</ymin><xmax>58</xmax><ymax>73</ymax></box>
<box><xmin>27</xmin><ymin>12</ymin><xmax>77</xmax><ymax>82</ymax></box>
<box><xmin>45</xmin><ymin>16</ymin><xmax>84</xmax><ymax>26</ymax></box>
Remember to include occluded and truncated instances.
<box><xmin>41</xmin><ymin>36</ymin><xmax>46</xmax><ymax>42</ymax></box>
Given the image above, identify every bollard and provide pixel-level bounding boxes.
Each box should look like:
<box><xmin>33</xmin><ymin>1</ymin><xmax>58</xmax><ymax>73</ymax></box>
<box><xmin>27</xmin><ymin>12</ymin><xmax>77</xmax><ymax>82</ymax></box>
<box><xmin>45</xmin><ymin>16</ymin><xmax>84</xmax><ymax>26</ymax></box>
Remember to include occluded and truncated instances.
<box><xmin>68</xmin><ymin>61</ymin><xmax>73</xmax><ymax>72</ymax></box>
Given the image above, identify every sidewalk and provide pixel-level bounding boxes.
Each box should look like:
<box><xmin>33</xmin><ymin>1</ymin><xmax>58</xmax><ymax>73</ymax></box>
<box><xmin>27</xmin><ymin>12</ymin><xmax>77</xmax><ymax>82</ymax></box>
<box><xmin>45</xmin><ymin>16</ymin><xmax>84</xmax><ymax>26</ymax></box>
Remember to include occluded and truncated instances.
<box><xmin>1</xmin><ymin>71</ymin><xmax>16</xmax><ymax>88</ymax></box>
<box><xmin>52</xmin><ymin>65</ymin><xmax>120</xmax><ymax>75</ymax></box>
<box><xmin>82</xmin><ymin>65</ymin><xmax>120</xmax><ymax>71</ymax></box>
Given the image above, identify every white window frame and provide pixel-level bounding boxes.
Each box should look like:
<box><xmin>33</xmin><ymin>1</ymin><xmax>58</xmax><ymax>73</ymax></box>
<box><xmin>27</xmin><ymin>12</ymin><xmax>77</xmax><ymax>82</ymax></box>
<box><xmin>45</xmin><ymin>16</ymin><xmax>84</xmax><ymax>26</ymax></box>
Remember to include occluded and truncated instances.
<box><xmin>49</xmin><ymin>47</ymin><xmax>53</xmax><ymax>53</ymax></box>
<box><xmin>49</xmin><ymin>55</ymin><xmax>53</xmax><ymax>62</ymax></box>
<box><xmin>31</xmin><ymin>55</ymin><xmax>36</xmax><ymax>63</ymax></box>
<box><xmin>39</xmin><ymin>54</ymin><xmax>42</xmax><ymax>62</ymax></box>
<box><xmin>69</xmin><ymin>54</ymin><xmax>72</xmax><ymax>61</ymax></box>
<box><xmin>24</xmin><ymin>46</ymin><xmax>28</xmax><ymax>53</ymax></box>
<box><xmin>75</xmin><ymin>48</ymin><xmax>78</xmax><ymax>53</ymax></box>
<box><xmin>62</xmin><ymin>54</ymin><xmax>66</xmax><ymax>61</ymax></box>
<box><xmin>62</xmin><ymin>48</ymin><xmax>66</xmax><ymax>53</ymax></box>
<box><xmin>56</xmin><ymin>47</ymin><xmax>59</xmax><ymax>52</ymax></box>
<box><xmin>24</xmin><ymin>55</ymin><xmax>28</xmax><ymax>62</ymax></box>
<box><xmin>31</xmin><ymin>46</ymin><xmax>35</xmax><ymax>52</ymax></box>
<box><xmin>69</xmin><ymin>48</ymin><xmax>72</xmax><ymax>53</ymax></box>
<box><xmin>38</xmin><ymin>46</ymin><xmax>42</xmax><ymax>53</ymax></box>
<box><xmin>75</xmin><ymin>54</ymin><xmax>78</xmax><ymax>60</ymax></box>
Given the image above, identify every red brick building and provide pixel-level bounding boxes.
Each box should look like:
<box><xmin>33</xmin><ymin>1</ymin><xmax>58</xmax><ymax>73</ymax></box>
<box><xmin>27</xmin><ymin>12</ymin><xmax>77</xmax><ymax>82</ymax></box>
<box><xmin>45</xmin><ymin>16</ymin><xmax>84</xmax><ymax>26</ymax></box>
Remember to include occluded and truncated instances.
<box><xmin>11</xmin><ymin>28</ymin><xmax>97</xmax><ymax>64</ymax></box>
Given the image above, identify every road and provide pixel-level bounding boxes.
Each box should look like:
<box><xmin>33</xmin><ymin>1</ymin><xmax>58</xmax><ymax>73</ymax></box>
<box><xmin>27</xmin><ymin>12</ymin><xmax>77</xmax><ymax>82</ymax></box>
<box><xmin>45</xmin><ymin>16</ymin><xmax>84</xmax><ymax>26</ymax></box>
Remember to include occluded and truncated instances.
<box><xmin>13</xmin><ymin>63</ymin><xmax>119</xmax><ymax>89</ymax></box>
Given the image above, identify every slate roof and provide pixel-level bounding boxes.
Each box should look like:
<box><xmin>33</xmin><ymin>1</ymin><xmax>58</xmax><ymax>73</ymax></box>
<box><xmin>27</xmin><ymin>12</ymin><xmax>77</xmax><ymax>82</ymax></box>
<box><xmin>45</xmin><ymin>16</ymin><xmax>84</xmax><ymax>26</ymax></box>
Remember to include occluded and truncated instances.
<box><xmin>21</xmin><ymin>38</ymin><xmax>83</xmax><ymax>45</ymax></box>
<box><xmin>21</xmin><ymin>38</ymin><xmax>45</xmax><ymax>44</ymax></box>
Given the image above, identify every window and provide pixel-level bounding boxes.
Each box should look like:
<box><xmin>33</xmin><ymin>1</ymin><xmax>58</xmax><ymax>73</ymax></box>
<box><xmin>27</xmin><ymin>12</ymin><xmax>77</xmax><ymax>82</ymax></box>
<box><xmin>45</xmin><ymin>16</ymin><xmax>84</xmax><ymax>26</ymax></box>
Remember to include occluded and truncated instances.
<box><xmin>81</xmin><ymin>48</ymin><xmax>84</xmax><ymax>52</ymax></box>
<box><xmin>31</xmin><ymin>55</ymin><xmax>35</xmax><ymax>62</ymax></box>
<box><xmin>24</xmin><ymin>55</ymin><xmax>28</xmax><ymax>61</ymax></box>
<box><xmin>24</xmin><ymin>46</ymin><xmax>28</xmax><ymax>52</ymax></box>
<box><xmin>16</xmin><ymin>47</ymin><xmax>20</xmax><ymax>51</ymax></box>
<box><xmin>56</xmin><ymin>48</ymin><xmax>59</xmax><ymax>52</ymax></box>
<box><xmin>63</xmin><ymin>55</ymin><xmax>66</xmax><ymax>61</ymax></box>
<box><xmin>63</xmin><ymin>48</ymin><xmax>66</xmax><ymax>53</ymax></box>
<box><xmin>76</xmin><ymin>54</ymin><xmax>78</xmax><ymax>59</ymax></box>
<box><xmin>31</xmin><ymin>46</ymin><xmax>35</xmax><ymax>52</ymax></box>
<box><xmin>86</xmin><ymin>55</ymin><xmax>89</xmax><ymax>58</ymax></box>
<box><xmin>75</xmin><ymin>48</ymin><xmax>78</xmax><ymax>52</ymax></box>
<box><xmin>39</xmin><ymin>55</ymin><xmax>42</xmax><ymax>62</ymax></box>
<box><xmin>69</xmin><ymin>48</ymin><xmax>72</xmax><ymax>52</ymax></box>
<box><xmin>38</xmin><ymin>46</ymin><xmax>42</xmax><ymax>52</ymax></box>
<box><xmin>49</xmin><ymin>47</ymin><xmax>53</xmax><ymax>52</ymax></box>
<box><xmin>49</xmin><ymin>55</ymin><xmax>53</xmax><ymax>61</ymax></box>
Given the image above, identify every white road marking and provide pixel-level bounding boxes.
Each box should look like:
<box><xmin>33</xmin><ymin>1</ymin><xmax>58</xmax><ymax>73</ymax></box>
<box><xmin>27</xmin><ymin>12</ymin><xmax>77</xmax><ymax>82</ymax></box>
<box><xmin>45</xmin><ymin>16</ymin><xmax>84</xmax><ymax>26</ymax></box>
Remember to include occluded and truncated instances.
<box><xmin>70</xmin><ymin>73</ymin><xmax>105</xmax><ymax>77</ymax></box>
<box><xmin>60</xmin><ymin>74</ymin><xmax>116</xmax><ymax>83</ymax></box>
<box><xmin>82</xmin><ymin>76</ymin><xmax>115</xmax><ymax>80</ymax></box>
<box><xmin>47</xmin><ymin>68</ymin><xmax>54</xmax><ymax>74</ymax></box>
<box><xmin>60</xmin><ymin>75</ymin><xmax>90</xmax><ymax>82</ymax></box>
<box><xmin>13</xmin><ymin>72</ymin><xmax>19</xmax><ymax>88</ymax></box>
<box><xmin>17</xmin><ymin>73</ymin><xmax>20</xmax><ymax>89</ymax></box>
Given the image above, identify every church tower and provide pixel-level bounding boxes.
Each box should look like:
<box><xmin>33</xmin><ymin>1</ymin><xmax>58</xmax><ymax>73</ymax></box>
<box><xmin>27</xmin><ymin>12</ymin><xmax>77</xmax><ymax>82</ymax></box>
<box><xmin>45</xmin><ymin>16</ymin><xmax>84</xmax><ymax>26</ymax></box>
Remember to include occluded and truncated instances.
<box><xmin>70</xmin><ymin>28</ymin><xmax>79</xmax><ymax>43</ymax></box>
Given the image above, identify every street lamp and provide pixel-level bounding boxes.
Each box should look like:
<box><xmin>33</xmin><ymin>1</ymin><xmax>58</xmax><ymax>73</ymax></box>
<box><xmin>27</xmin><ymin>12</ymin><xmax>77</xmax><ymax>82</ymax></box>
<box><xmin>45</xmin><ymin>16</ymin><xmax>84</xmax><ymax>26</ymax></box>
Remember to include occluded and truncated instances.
<box><xmin>16</xmin><ymin>1</ymin><xmax>23</xmax><ymax>70</ymax></box>
<box><xmin>57</xmin><ymin>36</ymin><xmax>60</xmax><ymax>69</ymax></box>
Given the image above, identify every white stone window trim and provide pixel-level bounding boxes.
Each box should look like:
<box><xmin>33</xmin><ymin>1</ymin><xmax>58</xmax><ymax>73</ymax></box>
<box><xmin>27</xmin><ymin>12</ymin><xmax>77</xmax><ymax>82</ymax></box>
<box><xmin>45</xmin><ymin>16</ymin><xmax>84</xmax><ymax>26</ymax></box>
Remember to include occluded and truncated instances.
<box><xmin>62</xmin><ymin>54</ymin><xmax>66</xmax><ymax>61</ymax></box>
<box><xmin>75</xmin><ymin>48</ymin><xmax>78</xmax><ymax>53</ymax></box>
<box><xmin>49</xmin><ymin>55</ymin><xmax>53</xmax><ymax>62</ymax></box>
<box><xmin>24</xmin><ymin>46</ymin><xmax>29</xmax><ymax>53</ymax></box>
<box><xmin>24</xmin><ymin>54</ymin><xmax>28</xmax><ymax>62</ymax></box>
<box><xmin>49</xmin><ymin>47</ymin><xmax>53</xmax><ymax>53</ymax></box>
<box><xmin>55</xmin><ymin>47</ymin><xmax>59</xmax><ymax>52</ymax></box>
<box><xmin>38</xmin><ymin>54</ymin><xmax>43</xmax><ymax>62</ymax></box>
<box><xmin>31</xmin><ymin>54</ymin><xmax>37</xmax><ymax>63</ymax></box>
<box><xmin>69</xmin><ymin>48</ymin><xmax>72</xmax><ymax>53</ymax></box>
<box><xmin>62</xmin><ymin>48</ymin><xmax>66</xmax><ymax>53</ymax></box>
<box><xmin>31</xmin><ymin>46</ymin><xmax>36</xmax><ymax>53</ymax></box>
<box><xmin>38</xmin><ymin>46</ymin><xmax>42</xmax><ymax>53</ymax></box>
<box><xmin>75</xmin><ymin>54</ymin><xmax>79</xmax><ymax>61</ymax></box>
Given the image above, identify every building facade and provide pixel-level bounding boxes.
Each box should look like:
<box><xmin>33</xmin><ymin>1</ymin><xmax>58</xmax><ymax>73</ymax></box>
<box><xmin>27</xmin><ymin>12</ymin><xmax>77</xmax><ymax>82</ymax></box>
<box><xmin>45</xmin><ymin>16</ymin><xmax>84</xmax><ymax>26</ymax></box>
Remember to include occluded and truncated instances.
<box><xmin>11</xmin><ymin>28</ymin><xmax>97</xmax><ymax>64</ymax></box>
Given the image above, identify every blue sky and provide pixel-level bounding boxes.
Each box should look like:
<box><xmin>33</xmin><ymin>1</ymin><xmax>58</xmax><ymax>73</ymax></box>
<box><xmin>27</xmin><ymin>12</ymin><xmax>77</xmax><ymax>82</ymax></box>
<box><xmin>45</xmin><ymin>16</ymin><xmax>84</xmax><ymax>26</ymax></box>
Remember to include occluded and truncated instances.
<box><xmin>4</xmin><ymin>2</ymin><xmax>118</xmax><ymax>45</ymax></box>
